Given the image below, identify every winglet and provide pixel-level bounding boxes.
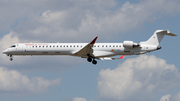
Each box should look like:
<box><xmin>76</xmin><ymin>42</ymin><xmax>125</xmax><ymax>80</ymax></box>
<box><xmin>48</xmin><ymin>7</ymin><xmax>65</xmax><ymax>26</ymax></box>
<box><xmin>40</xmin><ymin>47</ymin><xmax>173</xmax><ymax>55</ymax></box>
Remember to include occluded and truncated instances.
<box><xmin>119</xmin><ymin>55</ymin><xmax>125</xmax><ymax>59</ymax></box>
<box><xmin>90</xmin><ymin>37</ymin><xmax>98</xmax><ymax>44</ymax></box>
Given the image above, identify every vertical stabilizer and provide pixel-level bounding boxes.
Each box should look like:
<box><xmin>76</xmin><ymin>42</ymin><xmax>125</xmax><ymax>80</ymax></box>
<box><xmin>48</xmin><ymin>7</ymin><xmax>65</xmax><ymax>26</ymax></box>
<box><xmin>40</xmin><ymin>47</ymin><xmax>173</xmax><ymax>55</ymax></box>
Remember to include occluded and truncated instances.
<box><xmin>142</xmin><ymin>30</ymin><xmax>176</xmax><ymax>45</ymax></box>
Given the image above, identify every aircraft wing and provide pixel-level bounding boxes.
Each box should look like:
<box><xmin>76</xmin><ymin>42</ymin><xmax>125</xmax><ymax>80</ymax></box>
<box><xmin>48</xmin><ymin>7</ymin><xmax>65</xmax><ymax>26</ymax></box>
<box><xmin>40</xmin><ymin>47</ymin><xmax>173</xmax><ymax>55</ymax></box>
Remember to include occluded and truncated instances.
<box><xmin>74</xmin><ymin>37</ymin><xmax>98</xmax><ymax>57</ymax></box>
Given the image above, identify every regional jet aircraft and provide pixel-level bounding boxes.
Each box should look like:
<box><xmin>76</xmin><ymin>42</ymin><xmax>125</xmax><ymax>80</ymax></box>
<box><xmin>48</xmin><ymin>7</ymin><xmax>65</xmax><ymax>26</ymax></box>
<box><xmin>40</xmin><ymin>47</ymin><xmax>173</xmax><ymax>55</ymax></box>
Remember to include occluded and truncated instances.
<box><xmin>3</xmin><ymin>30</ymin><xmax>176</xmax><ymax>65</ymax></box>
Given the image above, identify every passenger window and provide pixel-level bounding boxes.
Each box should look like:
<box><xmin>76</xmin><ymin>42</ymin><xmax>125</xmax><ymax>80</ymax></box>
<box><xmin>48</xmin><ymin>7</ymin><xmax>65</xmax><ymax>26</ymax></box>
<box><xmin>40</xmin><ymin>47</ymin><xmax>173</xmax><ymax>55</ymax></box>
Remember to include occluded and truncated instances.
<box><xmin>33</xmin><ymin>46</ymin><xmax>34</xmax><ymax>48</ymax></box>
<box><xmin>60</xmin><ymin>45</ymin><xmax>62</xmax><ymax>47</ymax></box>
<box><xmin>64</xmin><ymin>45</ymin><xmax>65</xmax><ymax>47</ymax></box>
<box><xmin>102</xmin><ymin>45</ymin><xmax>104</xmax><ymax>47</ymax></box>
<box><xmin>50</xmin><ymin>46</ymin><xmax>51</xmax><ymax>47</ymax></box>
<box><xmin>98</xmin><ymin>45</ymin><xmax>99</xmax><ymax>47</ymax></box>
<box><xmin>113</xmin><ymin>45</ymin><xmax>115</xmax><ymax>47</ymax></box>
<box><xmin>70</xmin><ymin>45</ymin><xmax>72</xmax><ymax>47</ymax></box>
<box><xmin>77</xmin><ymin>45</ymin><xmax>79</xmax><ymax>47</ymax></box>
<box><xmin>39</xmin><ymin>46</ymin><xmax>41</xmax><ymax>47</ymax></box>
<box><xmin>109</xmin><ymin>45</ymin><xmax>111</xmax><ymax>47</ymax></box>
<box><xmin>116</xmin><ymin>45</ymin><xmax>118</xmax><ymax>47</ymax></box>
<box><xmin>43</xmin><ymin>46</ymin><xmax>44</xmax><ymax>47</ymax></box>
<box><xmin>57</xmin><ymin>46</ymin><xmax>58</xmax><ymax>47</ymax></box>
<box><xmin>36</xmin><ymin>46</ymin><xmax>37</xmax><ymax>48</ymax></box>
<box><xmin>46</xmin><ymin>46</ymin><xmax>48</xmax><ymax>47</ymax></box>
<box><xmin>119</xmin><ymin>45</ymin><xmax>121</xmax><ymax>47</ymax></box>
<box><xmin>67</xmin><ymin>45</ymin><xmax>68</xmax><ymax>47</ymax></box>
<box><xmin>74</xmin><ymin>45</ymin><xmax>75</xmax><ymax>47</ymax></box>
<box><xmin>106</xmin><ymin>45</ymin><xmax>108</xmax><ymax>47</ymax></box>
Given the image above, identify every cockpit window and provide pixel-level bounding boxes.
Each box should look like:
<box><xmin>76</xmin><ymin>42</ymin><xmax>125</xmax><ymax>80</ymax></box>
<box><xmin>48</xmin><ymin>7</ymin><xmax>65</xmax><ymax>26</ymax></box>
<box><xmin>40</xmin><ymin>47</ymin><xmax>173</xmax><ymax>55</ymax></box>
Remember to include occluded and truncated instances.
<box><xmin>10</xmin><ymin>45</ymin><xmax>16</xmax><ymax>48</ymax></box>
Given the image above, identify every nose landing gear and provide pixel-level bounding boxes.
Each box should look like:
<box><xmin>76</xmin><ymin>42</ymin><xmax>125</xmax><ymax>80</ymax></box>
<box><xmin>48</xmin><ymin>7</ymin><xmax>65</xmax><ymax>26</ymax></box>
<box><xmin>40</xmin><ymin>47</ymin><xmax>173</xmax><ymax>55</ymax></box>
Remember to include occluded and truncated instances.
<box><xmin>9</xmin><ymin>55</ymin><xmax>13</xmax><ymax>61</ymax></box>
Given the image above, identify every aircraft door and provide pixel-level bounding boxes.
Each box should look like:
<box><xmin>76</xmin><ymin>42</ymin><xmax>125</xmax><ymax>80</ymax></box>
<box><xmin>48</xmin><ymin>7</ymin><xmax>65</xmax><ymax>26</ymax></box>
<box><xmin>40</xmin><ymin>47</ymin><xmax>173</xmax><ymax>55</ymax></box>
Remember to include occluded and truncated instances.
<box><xmin>18</xmin><ymin>44</ymin><xmax>24</xmax><ymax>51</ymax></box>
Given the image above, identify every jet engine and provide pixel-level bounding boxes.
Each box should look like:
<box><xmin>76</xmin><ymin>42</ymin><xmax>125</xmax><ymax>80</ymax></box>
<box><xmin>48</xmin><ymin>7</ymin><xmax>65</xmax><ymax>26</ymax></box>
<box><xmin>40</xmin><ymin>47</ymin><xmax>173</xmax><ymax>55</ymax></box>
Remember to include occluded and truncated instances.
<box><xmin>123</xmin><ymin>41</ymin><xmax>140</xmax><ymax>48</ymax></box>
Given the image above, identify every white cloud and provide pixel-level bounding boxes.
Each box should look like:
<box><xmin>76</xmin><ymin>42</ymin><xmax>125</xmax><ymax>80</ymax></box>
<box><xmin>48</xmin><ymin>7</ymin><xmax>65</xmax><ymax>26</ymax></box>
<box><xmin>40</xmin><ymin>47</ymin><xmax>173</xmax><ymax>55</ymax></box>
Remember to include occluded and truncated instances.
<box><xmin>160</xmin><ymin>94</ymin><xmax>171</xmax><ymax>101</ymax></box>
<box><xmin>0</xmin><ymin>67</ymin><xmax>61</xmax><ymax>94</ymax></box>
<box><xmin>6</xmin><ymin>0</ymin><xmax>180</xmax><ymax>42</ymax></box>
<box><xmin>72</xmin><ymin>97</ymin><xmax>87</xmax><ymax>101</ymax></box>
<box><xmin>0</xmin><ymin>31</ymin><xmax>20</xmax><ymax>50</ymax></box>
<box><xmin>0</xmin><ymin>0</ymin><xmax>74</xmax><ymax>33</ymax></box>
<box><xmin>97</xmin><ymin>55</ymin><xmax>180</xmax><ymax>101</ymax></box>
<box><xmin>171</xmin><ymin>93</ymin><xmax>180</xmax><ymax>101</ymax></box>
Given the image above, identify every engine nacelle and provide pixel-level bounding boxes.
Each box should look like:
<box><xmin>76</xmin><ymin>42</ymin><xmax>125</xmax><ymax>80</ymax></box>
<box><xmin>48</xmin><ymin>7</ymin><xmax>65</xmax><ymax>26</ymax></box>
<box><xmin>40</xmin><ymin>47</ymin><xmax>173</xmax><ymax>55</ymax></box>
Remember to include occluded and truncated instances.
<box><xmin>123</xmin><ymin>41</ymin><xmax>140</xmax><ymax>48</ymax></box>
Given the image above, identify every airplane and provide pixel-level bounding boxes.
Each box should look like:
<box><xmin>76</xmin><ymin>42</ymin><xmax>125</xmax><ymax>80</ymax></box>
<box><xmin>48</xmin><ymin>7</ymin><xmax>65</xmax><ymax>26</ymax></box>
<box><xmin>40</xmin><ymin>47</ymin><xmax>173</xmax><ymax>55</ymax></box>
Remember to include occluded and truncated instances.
<box><xmin>2</xmin><ymin>30</ymin><xmax>177</xmax><ymax>65</ymax></box>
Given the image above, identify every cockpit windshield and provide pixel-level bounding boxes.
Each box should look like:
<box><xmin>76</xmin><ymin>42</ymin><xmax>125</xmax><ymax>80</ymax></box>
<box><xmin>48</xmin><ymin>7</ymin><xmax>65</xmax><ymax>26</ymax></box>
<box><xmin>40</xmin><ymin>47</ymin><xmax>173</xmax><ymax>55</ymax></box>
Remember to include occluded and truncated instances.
<box><xmin>10</xmin><ymin>45</ymin><xmax>16</xmax><ymax>48</ymax></box>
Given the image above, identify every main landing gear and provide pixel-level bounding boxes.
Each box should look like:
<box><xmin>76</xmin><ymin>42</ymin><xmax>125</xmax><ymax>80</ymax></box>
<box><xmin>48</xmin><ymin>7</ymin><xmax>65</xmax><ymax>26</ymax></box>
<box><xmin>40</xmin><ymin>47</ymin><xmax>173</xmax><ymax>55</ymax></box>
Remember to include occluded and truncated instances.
<box><xmin>87</xmin><ymin>57</ymin><xmax>97</xmax><ymax>65</ymax></box>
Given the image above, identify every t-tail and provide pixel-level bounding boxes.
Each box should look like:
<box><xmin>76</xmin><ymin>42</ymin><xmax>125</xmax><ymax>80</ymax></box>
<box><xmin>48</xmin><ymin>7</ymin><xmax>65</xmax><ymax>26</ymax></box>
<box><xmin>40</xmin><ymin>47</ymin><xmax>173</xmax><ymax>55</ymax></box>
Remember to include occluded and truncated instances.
<box><xmin>140</xmin><ymin>30</ymin><xmax>177</xmax><ymax>46</ymax></box>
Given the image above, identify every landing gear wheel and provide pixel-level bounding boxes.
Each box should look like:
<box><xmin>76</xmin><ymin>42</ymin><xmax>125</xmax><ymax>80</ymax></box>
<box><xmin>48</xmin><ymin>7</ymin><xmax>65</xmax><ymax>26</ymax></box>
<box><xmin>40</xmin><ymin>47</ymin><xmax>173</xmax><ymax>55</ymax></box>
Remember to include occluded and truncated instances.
<box><xmin>92</xmin><ymin>59</ymin><xmax>97</xmax><ymax>65</ymax></box>
<box><xmin>87</xmin><ymin>57</ymin><xmax>92</xmax><ymax>62</ymax></box>
<box><xmin>10</xmin><ymin>58</ymin><xmax>13</xmax><ymax>61</ymax></box>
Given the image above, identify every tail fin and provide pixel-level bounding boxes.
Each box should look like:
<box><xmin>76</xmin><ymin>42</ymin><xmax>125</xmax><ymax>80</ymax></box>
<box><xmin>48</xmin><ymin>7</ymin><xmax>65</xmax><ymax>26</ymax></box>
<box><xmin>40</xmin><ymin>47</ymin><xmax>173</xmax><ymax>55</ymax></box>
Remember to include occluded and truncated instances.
<box><xmin>141</xmin><ymin>30</ymin><xmax>177</xmax><ymax>45</ymax></box>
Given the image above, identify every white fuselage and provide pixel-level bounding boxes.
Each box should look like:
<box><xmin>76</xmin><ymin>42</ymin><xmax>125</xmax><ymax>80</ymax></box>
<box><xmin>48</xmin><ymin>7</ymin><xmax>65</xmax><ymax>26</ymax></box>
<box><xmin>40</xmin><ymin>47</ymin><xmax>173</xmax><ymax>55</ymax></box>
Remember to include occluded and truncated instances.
<box><xmin>3</xmin><ymin>43</ymin><xmax>158</xmax><ymax>58</ymax></box>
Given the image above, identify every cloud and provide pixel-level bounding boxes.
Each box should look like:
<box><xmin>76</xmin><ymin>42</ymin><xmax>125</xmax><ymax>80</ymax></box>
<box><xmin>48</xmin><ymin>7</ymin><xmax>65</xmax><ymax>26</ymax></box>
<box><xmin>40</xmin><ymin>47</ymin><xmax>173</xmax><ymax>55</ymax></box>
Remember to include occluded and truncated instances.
<box><xmin>72</xmin><ymin>97</ymin><xmax>87</xmax><ymax>101</ymax></box>
<box><xmin>0</xmin><ymin>67</ymin><xmax>61</xmax><ymax>94</ymax></box>
<box><xmin>0</xmin><ymin>31</ymin><xmax>20</xmax><ymax>50</ymax></box>
<box><xmin>12</xmin><ymin>0</ymin><xmax>180</xmax><ymax>42</ymax></box>
<box><xmin>170</xmin><ymin>93</ymin><xmax>180</xmax><ymax>101</ymax></box>
<box><xmin>97</xmin><ymin>55</ymin><xmax>180</xmax><ymax>101</ymax></box>
<box><xmin>0</xmin><ymin>0</ymin><xmax>74</xmax><ymax>33</ymax></box>
<box><xmin>160</xmin><ymin>94</ymin><xmax>171</xmax><ymax>101</ymax></box>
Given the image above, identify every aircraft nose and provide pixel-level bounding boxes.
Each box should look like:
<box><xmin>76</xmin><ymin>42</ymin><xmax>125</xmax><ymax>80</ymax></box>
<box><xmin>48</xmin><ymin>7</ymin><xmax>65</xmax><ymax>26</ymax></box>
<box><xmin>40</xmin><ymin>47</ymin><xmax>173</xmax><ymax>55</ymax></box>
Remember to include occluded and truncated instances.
<box><xmin>3</xmin><ymin>49</ymin><xmax>9</xmax><ymax>54</ymax></box>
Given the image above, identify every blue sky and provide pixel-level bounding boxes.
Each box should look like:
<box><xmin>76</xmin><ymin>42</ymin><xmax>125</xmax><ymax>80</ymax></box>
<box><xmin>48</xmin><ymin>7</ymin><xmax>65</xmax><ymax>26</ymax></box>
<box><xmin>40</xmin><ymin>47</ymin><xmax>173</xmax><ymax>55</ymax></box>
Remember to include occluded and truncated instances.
<box><xmin>0</xmin><ymin>0</ymin><xmax>180</xmax><ymax>101</ymax></box>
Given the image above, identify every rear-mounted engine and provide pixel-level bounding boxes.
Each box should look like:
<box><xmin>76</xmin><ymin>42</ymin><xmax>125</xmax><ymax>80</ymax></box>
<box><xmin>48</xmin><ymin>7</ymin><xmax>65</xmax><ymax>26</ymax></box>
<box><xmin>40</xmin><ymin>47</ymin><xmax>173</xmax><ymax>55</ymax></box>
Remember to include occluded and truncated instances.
<box><xmin>123</xmin><ymin>41</ymin><xmax>140</xmax><ymax>48</ymax></box>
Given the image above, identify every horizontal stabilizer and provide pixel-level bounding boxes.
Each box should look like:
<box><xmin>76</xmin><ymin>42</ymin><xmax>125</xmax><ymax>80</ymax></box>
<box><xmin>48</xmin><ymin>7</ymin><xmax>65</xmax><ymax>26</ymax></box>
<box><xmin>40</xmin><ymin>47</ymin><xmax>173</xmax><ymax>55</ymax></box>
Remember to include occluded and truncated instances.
<box><xmin>166</xmin><ymin>33</ymin><xmax>177</xmax><ymax>36</ymax></box>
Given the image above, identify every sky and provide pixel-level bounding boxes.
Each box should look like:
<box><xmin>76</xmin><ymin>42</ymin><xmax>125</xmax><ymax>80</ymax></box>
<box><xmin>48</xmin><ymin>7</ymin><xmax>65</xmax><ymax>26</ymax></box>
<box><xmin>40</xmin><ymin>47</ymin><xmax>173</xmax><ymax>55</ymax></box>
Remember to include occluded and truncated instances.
<box><xmin>0</xmin><ymin>0</ymin><xmax>179</xmax><ymax>101</ymax></box>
